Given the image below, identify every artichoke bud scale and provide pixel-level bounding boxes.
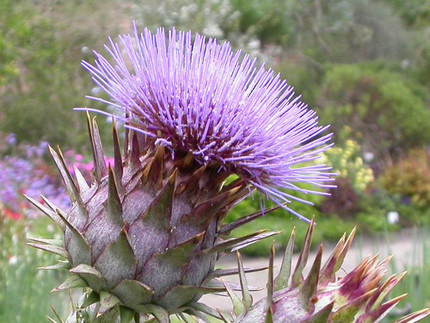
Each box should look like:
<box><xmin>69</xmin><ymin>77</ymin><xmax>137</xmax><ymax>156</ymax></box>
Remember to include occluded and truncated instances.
<box><xmin>30</xmin><ymin>116</ymin><xmax>266</xmax><ymax>317</ymax></box>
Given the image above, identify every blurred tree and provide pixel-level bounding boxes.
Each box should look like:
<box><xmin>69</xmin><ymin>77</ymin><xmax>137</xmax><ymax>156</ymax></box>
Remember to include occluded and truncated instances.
<box><xmin>229</xmin><ymin>0</ymin><xmax>413</xmax><ymax>63</ymax></box>
<box><xmin>0</xmin><ymin>0</ymin><xmax>128</xmax><ymax>150</ymax></box>
<box><xmin>378</xmin><ymin>0</ymin><xmax>430</xmax><ymax>91</ymax></box>
<box><xmin>381</xmin><ymin>0</ymin><xmax>430</xmax><ymax>28</ymax></box>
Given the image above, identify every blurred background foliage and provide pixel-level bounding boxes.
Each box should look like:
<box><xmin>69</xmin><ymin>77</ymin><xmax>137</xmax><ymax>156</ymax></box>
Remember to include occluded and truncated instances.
<box><xmin>0</xmin><ymin>0</ymin><xmax>129</xmax><ymax>150</ymax></box>
<box><xmin>0</xmin><ymin>0</ymin><xmax>429</xmax><ymax>244</ymax></box>
<box><xmin>1</xmin><ymin>0</ymin><xmax>430</xmax><ymax>319</ymax></box>
<box><xmin>1</xmin><ymin>0</ymin><xmax>429</xmax><ymax>248</ymax></box>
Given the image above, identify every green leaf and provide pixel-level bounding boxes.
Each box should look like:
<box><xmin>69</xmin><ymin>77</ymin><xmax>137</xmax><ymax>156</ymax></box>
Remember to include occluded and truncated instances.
<box><xmin>202</xmin><ymin>278</ymin><xmax>261</xmax><ymax>292</ymax></box>
<box><xmin>292</xmin><ymin>219</ymin><xmax>315</xmax><ymax>287</ymax></box>
<box><xmin>50</xmin><ymin>306</ymin><xmax>65</xmax><ymax>323</ymax></box>
<box><xmin>142</xmin><ymin>145</ymin><xmax>165</xmax><ymax>189</ymax></box>
<box><xmin>205</xmin><ymin>230</ymin><xmax>280</xmax><ymax>254</ymax></box>
<box><xmin>300</xmin><ymin>246</ymin><xmax>322</xmax><ymax>307</ymax></box>
<box><xmin>185</xmin><ymin>302</ymin><xmax>223</xmax><ymax>320</ymax></box>
<box><xmin>52</xmin><ymin>274</ymin><xmax>87</xmax><ymax>292</ymax></box>
<box><xmin>107</xmin><ymin>166</ymin><xmax>123</xmax><ymax>219</ymax></box>
<box><xmin>24</xmin><ymin>194</ymin><xmax>65</xmax><ymax>230</ymax></box>
<box><xmin>27</xmin><ymin>242</ymin><xmax>68</xmax><ymax>258</ymax></box>
<box><xmin>112</xmin><ymin>120</ymin><xmax>124</xmax><ymax>184</ymax></box>
<box><xmin>224</xmin><ymin>281</ymin><xmax>245</xmax><ymax>317</ymax></box>
<box><xmin>266</xmin><ymin>245</ymin><xmax>274</xmax><ymax>306</ymax></box>
<box><xmin>94</xmin><ymin>229</ymin><xmax>136</xmax><ymax>289</ymax></box>
<box><xmin>93</xmin><ymin>306</ymin><xmax>120</xmax><ymax>323</ymax></box>
<box><xmin>49</xmin><ymin>146</ymin><xmax>82</xmax><ymax>205</ymax></box>
<box><xmin>38</xmin><ymin>261</ymin><xmax>70</xmax><ymax>271</ymax></box>
<box><xmin>208</xmin><ymin>265</ymin><xmax>268</xmax><ymax>278</ymax></box>
<box><xmin>56</xmin><ymin>210</ymin><xmax>91</xmax><ymax>265</ymax></box>
<box><xmin>100</xmin><ymin>291</ymin><xmax>121</xmax><ymax>310</ymax></box>
<box><xmin>120</xmin><ymin>306</ymin><xmax>135</xmax><ymax>323</ymax></box>
<box><xmin>236</xmin><ymin>252</ymin><xmax>252</xmax><ymax>311</ymax></box>
<box><xmin>27</xmin><ymin>237</ymin><xmax>63</xmax><ymax>246</ymax></box>
<box><xmin>274</xmin><ymin>227</ymin><xmax>295</xmax><ymax>291</ymax></box>
<box><xmin>80</xmin><ymin>291</ymin><xmax>100</xmax><ymax>308</ymax></box>
<box><xmin>134</xmin><ymin>304</ymin><xmax>169</xmax><ymax>323</ymax></box>
<box><xmin>112</xmin><ymin>280</ymin><xmax>153</xmax><ymax>308</ymax></box>
<box><xmin>74</xmin><ymin>166</ymin><xmax>90</xmax><ymax>193</ymax></box>
<box><xmin>87</xmin><ymin>114</ymin><xmax>108</xmax><ymax>182</ymax></box>
<box><xmin>70</xmin><ymin>264</ymin><xmax>107</xmax><ymax>293</ymax></box>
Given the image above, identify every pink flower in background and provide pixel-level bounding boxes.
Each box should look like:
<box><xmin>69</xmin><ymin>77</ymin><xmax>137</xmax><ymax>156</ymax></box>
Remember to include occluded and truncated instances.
<box><xmin>65</xmin><ymin>150</ymin><xmax>114</xmax><ymax>182</ymax></box>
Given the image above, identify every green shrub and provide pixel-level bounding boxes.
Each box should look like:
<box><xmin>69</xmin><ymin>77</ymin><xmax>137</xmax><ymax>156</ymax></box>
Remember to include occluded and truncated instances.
<box><xmin>316</xmin><ymin>139</ymin><xmax>373</xmax><ymax>219</ymax></box>
<box><xmin>224</xmin><ymin>184</ymin><xmax>326</xmax><ymax>255</ymax></box>
<box><xmin>355</xmin><ymin>211</ymin><xmax>392</xmax><ymax>233</ymax></box>
<box><xmin>229</xmin><ymin>0</ymin><xmax>293</xmax><ymax>46</ymax></box>
<box><xmin>0</xmin><ymin>0</ymin><xmax>125</xmax><ymax>150</ymax></box>
<box><xmin>226</xmin><ymin>216</ymin><xmax>314</xmax><ymax>257</ymax></box>
<box><xmin>382</xmin><ymin>0</ymin><xmax>430</xmax><ymax>28</ymax></box>
<box><xmin>379</xmin><ymin>149</ymin><xmax>430</xmax><ymax>208</ymax></box>
<box><xmin>320</xmin><ymin>177</ymin><xmax>360</xmax><ymax>219</ymax></box>
<box><xmin>317</xmin><ymin>63</ymin><xmax>430</xmax><ymax>163</ymax></box>
<box><xmin>356</xmin><ymin>187</ymin><xmax>430</xmax><ymax>230</ymax></box>
<box><xmin>313</xmin><ymin>215</ymin><xmax>355</xmax><ymax>241</ymax></box>
<box><xmin>225</xmin><ymin>183</ymin><xmax>360</xmax><ymax>255</ymax></box>
<box><xmin>321</xmin><ymin>139</ymin><xmax>374</xmax><ymax>192</ymax></box>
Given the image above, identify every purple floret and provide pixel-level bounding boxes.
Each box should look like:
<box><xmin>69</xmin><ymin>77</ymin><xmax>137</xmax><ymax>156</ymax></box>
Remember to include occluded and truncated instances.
<box><xmin>81</xmin><ymin>25</ymin><xmax>334</xmax><ymax>221</ymax></box>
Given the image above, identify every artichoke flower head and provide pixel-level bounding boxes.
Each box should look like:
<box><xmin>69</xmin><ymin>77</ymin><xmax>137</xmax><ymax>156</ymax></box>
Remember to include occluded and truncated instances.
<box><xmin>27</xmin><ymin>24</ymin><xmax>334</xmax><ymax>322</ymax></box>
<box><xmin>231</xmin><ymin>220</ymin><xmax>430</xmax><ymax>323</ymax></box>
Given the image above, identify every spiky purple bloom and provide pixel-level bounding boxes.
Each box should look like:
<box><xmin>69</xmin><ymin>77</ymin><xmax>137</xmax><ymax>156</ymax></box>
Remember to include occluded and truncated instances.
<box><xmin>81</xmin><ymin>26</ymin><xmax>333</xmax><ymax>221</ymax></box>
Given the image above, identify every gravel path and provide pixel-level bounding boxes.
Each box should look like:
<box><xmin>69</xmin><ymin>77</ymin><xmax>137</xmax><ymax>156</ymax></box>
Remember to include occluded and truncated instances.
<box><xmin>200</xmin><ymin>228</ymin><xmax>427</xmax><ymax>312</ymax></box>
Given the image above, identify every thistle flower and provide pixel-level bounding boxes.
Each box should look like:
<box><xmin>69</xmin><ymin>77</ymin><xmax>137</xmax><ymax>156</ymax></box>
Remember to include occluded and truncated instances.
<box><xmin>81</xmin><ymin>25</ymin><xmax>333</xmax><ymax>220</ymax></box>
<box><xmin>28</xmin><ymin>26</ymin><xmax>333</xmax><ymax>322</ymax></box>
<box><xmin>229</xmin><ymin>220</ymin><xmax>430</xmax><ymax>323</ymax></box>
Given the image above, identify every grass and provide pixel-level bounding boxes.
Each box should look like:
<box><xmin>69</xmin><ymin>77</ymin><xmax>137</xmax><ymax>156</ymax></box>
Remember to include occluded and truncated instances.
<box><xmin>0</xmin><ymin>216</ymin><xmax>68</xmax><ymax>322</ymax></box>
<box><xmin>384</xmin><ymin>226</ymin><xmax>430</xmax><ymax>322</ymax></box>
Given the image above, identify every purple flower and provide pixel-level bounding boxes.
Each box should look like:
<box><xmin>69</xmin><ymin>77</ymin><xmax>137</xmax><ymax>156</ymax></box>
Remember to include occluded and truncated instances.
<box><xmin>81</xmin><ymin>26</ymin><xmax>333</xmax><ymax>221</ymax></box>
<box><xmin>0</xmin><ymin>141</ymin><xmax>70</xmax><ymax>218</ymax></box>
<box><xmin>5</xmin><ymin>133</ymin><xmax>17</xmax><ymax>146</ymax></box>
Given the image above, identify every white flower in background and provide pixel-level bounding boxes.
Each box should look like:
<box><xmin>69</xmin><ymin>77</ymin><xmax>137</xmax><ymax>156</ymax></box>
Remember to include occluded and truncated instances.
<box><xmin>8</xmin><ymin>255</ymin><xmax>18</xmax><ymax>266</ymax></box>
<box><xmin>387</xmin><ymin>211</ymin><xmax>400</xmax><ymax>225</ymax></box>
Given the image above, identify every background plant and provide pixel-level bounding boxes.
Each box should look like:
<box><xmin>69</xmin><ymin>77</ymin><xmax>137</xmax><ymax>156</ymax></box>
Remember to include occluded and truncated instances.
<box><xmin>0</xmin><ymin>136</ymin><xmax>69</xmax><ymax>218</ymax></box>
<box><xmin>316</xmin><ymin>63</ymin><xmax>430</xmax><ymax>171</ymax></box>
<box><xmin>0</xmin><ymin>0</ymin><xmax>127</xmax><ymax>150</ymax></box>
<box><xmin>390</xmin><ymin>228</ymin><xmax>430</xmax><ymax>319</ymax></box>
<box><xmin>379</xmin><ymin>149</ymin><xmax>430</xmax><ymax>209</ymax></box>
<box><xmin>0</xmin><ymin>215</ymin><xmax>67</xmax><ymax>321</ymax></box>
<box><xmin>0</xmin><ymin>133</ymin><xmax>104</xmax><ymax>220</ymax></box>
<box><xmin>320</xmin><ymin>139</ymin><xmax>374</xmax><ymax>192</ymax></box>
